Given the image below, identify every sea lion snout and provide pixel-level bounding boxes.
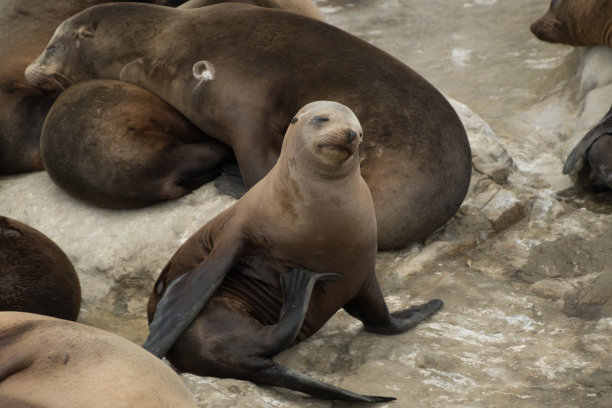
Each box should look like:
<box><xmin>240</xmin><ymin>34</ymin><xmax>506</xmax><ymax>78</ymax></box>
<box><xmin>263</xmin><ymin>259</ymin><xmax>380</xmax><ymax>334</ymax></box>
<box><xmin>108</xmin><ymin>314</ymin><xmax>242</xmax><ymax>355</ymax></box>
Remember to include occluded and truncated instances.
<box><xmin>25</xmin><ymin>57</ymin><xmax>70</xmax><ymax>92</ymax></box>
<box><xmin>347</xmin><ymin>129</ymin><xmax>357</xmax><ymax>143</ymax></box>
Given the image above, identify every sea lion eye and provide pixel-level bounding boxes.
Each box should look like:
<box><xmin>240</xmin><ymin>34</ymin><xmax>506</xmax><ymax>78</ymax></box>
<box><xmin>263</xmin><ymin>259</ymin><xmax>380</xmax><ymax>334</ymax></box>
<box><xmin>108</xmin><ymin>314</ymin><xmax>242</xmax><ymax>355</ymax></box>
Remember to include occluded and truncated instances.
<box><xmin>290</xmin><ymin>117</ymin><xmax>298</xmax><ymax>124</ymax></box>
<box><xmin>314</xmin><ymin>116</ymin><xmax>329</xmax><ymax>122</ymax></box>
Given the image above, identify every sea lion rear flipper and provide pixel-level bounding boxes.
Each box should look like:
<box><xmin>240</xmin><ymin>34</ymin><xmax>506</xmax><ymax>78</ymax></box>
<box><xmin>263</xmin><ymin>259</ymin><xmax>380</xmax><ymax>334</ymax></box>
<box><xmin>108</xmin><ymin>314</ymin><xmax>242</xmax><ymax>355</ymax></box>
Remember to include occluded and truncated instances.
<box><xmin>143</xmin><ymin>238</ymin><xmax>242</xmax><ymax>358</ymax></box>
<box><xmin>256</xmin><ymin>363</ymin><xmax>395</xmax><ymax>402</ymax></box>
<box><xmin>265</xmin><ymin>268</ymin><xmax>341</xmax><ymax>355</ymax></box>
<box><xmin>563</xmin><ymin>105</ymin><xmax>612</xmax><ymax>174</ymax></box>
<box><xmin>343</xmin><ymin>273</ymin><xmax>443</xmax><ymax>335</ymax></box>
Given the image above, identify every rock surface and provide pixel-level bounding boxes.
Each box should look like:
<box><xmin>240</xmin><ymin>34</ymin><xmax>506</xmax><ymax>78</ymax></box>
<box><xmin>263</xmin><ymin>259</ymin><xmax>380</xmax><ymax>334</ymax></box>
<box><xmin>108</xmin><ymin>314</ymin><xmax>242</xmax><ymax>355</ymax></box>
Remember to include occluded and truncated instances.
<box><xmin>0</xmin><ymin>1</ymin><xmax>610</xmax><ymax>407</ymax></box>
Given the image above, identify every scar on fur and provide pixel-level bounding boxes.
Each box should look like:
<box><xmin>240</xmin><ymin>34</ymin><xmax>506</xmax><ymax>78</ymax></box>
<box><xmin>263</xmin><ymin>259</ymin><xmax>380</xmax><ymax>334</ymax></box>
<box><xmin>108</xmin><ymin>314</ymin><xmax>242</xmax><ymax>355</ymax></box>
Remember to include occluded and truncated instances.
<box><xmin>192</xmin><ymin>60</ymin><xmax>215</xmax><ymax>94</ymax></box>
<box><xmin>119</xmin><ymin>58</ymin><xmax>144</xmax><ymax>82</ymax></box>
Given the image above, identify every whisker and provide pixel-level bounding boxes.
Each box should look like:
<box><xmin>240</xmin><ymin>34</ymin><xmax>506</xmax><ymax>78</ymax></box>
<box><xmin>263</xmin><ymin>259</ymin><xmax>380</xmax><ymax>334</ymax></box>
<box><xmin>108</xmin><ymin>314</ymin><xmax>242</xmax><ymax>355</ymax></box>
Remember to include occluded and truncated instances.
<box><xmin>50</xmin><ymin>71</ymin><xmax>74</xmax><ymax>88</ymax></box>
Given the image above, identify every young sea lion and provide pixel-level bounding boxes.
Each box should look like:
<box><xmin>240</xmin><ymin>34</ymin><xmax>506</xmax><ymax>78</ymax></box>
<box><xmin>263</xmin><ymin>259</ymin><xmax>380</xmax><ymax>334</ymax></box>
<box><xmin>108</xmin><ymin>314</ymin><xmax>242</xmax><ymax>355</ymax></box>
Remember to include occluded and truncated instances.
<box><xmin>144</xmin><ymin>101</ymin><xmax>443</xmax><ymax>402</ymax></box>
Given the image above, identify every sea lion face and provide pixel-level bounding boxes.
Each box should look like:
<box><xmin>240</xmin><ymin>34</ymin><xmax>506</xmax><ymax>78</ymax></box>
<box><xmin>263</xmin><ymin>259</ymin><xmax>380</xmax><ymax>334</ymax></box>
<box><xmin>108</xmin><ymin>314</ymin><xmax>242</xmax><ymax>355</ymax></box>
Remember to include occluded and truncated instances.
<box><xmin>286</xmin><ymin>101</ymin><xmax>363</xmax><ymax>176</ymax></box>
<box><xmin>530</xmin><ymin>0</ymin><xmax>573</xmax><ymax>44</ymax></box>
<box><xmin>530</xmin><ymin>0</ymin><xmax>611</xmax><ymax>46</ymax></box>
<box><xmin>25</xmin><ymin>20</ymin><xmax>99</xmax><ymax>92</ymax></box>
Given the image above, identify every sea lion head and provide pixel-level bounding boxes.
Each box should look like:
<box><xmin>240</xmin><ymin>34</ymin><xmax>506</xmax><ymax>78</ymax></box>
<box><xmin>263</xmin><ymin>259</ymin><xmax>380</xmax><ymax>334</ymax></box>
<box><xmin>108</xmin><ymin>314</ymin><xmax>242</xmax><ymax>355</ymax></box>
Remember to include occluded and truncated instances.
<box><xmin>530</xmin><ymin>0</ymin><xmax>572</xmax><ymax>44</ymax></box>
<box><xmin>530</xmin><ymin>0</ymin><xmax>610</xmax><ymax>46</ymax></box>
<box><xmin>283</xmin><ymin>101</ymin><xmax>363</xmax><ymax>178</ymax></box>
<box><xmin>26</xmin><ymin>3</ymin><xmax>163</xmax><ymax>92</ymax></box>
<box><xmin>25</xmin><ymin>18</ymin><xmax>100</xmax><ymax>93</ymax></box>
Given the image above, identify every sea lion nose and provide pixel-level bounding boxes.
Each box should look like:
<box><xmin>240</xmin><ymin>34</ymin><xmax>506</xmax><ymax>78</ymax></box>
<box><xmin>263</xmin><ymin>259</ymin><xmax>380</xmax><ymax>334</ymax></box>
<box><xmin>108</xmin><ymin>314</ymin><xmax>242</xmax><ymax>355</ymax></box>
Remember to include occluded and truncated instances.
<box><xmin>347</xmin><ymin>129</ymin><xmax>357</xmax><ymax>143</ymax></box>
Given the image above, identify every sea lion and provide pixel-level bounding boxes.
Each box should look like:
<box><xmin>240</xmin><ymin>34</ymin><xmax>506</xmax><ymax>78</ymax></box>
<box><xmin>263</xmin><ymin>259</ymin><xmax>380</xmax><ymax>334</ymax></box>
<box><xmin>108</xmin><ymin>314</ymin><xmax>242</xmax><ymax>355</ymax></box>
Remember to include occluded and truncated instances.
<box><xmin>0</xmin><ymin>311</ymin><xmax>198</xmax><ymax>408</ymax></box>
<box><xmin>0</xmin><ymin>217</ymin><xmax>80</xmax><ymax>321</ymax></box>
<box><xmin>143</xmin><ymin>101</ymin><xmax>443</xmax><ymax>402</ymax></box>
<box><xmin>563</xmin><ymin>105</ymin><xmax>612</xmax><ymax>191</ymax></box>
<box><xmin>530</xmin><ymin>0</ymin><xmax>612</xmax><ymax>47</ymax></box>
<box><xmin>25</xmin><ymin>3</ymin><xmax>471</xmax><ymax>250</ymax></box>
<box><xmin>41</xmin><ymin>79</ymin><xmax>233</xmax><ymax>208</ymax></box>
<box><xmin>178</xmin><ymin>0</ymin><xmax>324</xmax><ymax>20</ymax></box>
<box><xmin>0</xmin><ymin>0</ymin><xmax>189</xmax><ymax>175</ymax></box>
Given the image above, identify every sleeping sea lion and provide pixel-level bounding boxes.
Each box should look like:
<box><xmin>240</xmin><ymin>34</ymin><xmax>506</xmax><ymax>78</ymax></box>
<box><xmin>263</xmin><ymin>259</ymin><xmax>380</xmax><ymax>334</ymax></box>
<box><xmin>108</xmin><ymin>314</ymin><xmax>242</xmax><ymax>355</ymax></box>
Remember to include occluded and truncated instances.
<box><xmin>0</xmin><ymin>216</ymin><xmax>80</xmax><ymax>321</ymax></box>
<box><xmin>41</xmin><ymin>79</ymin><xmax>233</xmax><ymax>208</ymax></box>
<box><xmin>35</xmin><ymin>0</ymin><xmax>323</xmax><ymax>208</ymax></box>
<box><xmin>530</xmin><ymin>0</ymin><xmax>612</xmax><ymax>47</ymax></box>
<box><xmin>25</xmin><ymin>2</ymin><xmax>471</xmax><ymax>250</ymax></box>
<box><xmin>0</xmin><ymin>311</ymin><xmax>198</xmax><ymax>408</ymax></box>
<box><xmin>564</xmin><ymin>104</ymin><xmax>612</xmax><ymax>191</ymax></box>
<box><xmin>0</xmin><ymin>0</ymin><xmax>189</xmax><ymax>174</ymax></box>
<box><xmin>143</xmin><ymin>101</ymin><xmax>443</xmax><ymax>402</ymax></box>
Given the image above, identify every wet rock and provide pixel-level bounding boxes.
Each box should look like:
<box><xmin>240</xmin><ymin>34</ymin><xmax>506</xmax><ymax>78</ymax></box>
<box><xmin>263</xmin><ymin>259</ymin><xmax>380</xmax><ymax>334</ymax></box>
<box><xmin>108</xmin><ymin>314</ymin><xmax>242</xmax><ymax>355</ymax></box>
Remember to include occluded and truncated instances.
<box><xmin>530</xmin><ymin>279</ymin><xmax>576</xmax><ymax>302</ymax></box>
<box><xmin>564</xmin><ymin>271</ymin><xmax>612</xmax><ymax>320</ymax></box>
<box><xmin>462</xmin><ymin>179</ymin><xmax>527</xmax><ymax>232</ymax></box>
<box><xmin>449</xmin><ymin>98</ymin><xmax>515</xmax><ymax>185</ymax></box>
<box><xmin>515</xmin><ymin>234</ymin><xmax>607</xmax><ymax>284</ymax></box>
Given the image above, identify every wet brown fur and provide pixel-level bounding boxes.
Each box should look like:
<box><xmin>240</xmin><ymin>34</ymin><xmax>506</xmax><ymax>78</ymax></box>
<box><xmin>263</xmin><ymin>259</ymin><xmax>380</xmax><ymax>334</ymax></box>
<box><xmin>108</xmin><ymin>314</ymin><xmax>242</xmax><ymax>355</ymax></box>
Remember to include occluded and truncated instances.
<box><xmin>0</xmin><ymin>0</ymin><xmax>189</xmax><ymax>175</ymax></box>
<box><xmin>530</xmin><ymin>0</ymin><xmax>612</xmax><ymax>47</ymax></box>
<box><xmin>25</xmin><ymin>3</ymin><xmax>471</xmax><ymax>250</ymax></box>
<box><xmin>0</xmin><ymin>217</ymin><xmax>80</xmax><ymax>321</ymax></box>
<box><xmin>41</xmin><ymin>79</ymin><xmax>234</xmax><ymax>208</ymax></box>
<box><xmin>0</xmin><ymin>312</ymin><xmax>198</xmax><ymax>408</ymax></box>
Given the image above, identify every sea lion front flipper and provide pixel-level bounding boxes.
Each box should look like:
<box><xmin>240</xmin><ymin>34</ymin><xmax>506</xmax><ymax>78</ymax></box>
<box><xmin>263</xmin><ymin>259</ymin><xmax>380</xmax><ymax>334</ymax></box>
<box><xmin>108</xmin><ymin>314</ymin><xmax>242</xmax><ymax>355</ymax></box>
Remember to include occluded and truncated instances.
<box><xmin>343</xmin><ymin>273</ymin><xmax>443</xmax><ymax>335</ymax></box>
<box><xmin>563</xmin><ymin>105</ymin><xmax>612</xmax><ymax>174</ymax></box>
<box><xmin>257</xmin><ymin>364</ymin><xmax>395</xmax><ymax>402</ymax></box>
<box><xmin>143</xmin><ymin>237</ymin><xmax>242</xmax><ymax>358</ymax></box>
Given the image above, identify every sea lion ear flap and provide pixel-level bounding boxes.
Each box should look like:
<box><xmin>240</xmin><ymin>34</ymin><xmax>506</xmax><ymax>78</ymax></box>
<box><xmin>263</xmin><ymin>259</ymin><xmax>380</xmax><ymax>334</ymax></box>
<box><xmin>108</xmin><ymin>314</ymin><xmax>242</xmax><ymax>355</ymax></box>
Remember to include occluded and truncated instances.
<box><xmin>76</xmin><ymin>24</ymin><xmax>96</xmax><ymax>39</ymax></box>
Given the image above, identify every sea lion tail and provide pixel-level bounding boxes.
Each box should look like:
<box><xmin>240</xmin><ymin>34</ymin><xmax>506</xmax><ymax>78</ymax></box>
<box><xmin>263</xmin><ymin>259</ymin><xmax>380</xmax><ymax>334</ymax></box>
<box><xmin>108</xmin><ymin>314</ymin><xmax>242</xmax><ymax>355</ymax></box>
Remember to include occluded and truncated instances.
<box><xmin>256</xmin><ymin>363</ymin><xmax>396</xmax><ymax>403</ymax></box>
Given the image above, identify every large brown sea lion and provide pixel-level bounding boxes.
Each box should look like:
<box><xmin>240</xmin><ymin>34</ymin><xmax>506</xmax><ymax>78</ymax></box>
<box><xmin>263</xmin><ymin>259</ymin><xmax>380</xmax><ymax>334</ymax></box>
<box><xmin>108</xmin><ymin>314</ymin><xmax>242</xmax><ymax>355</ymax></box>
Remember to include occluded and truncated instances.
<box><xmin>563</xmin><ymin>105</ymin><xmax>612</xmax><ymax>191</ymax></box>
<box><xmin>178</xmin><ymin>0</ymin><xmax>324</xmax><ymax>20</ymax></box>
<box><xmin>0</xmin><ymin>311</ymin><xmax>198</xmax><ymax>408</ymax></box>
<box><xmin>144</xmin><ymin>101</ymin><xmax>443</xmax><ymax>402</ymax></box>
<box><xmin>0</xmin><ymin>0</ymin><xmax>188</xmax><ymax>175</ymax></box>
<box><xmin>0</xmin><ymin>216</ymin><xmax>80</xmax><ymax>321</ymax></box>
<box><xmin>530</xmin><ymin>0</ymin><xmax>612</xmax><ymax>47</ymax></box>
<box><xmin>25</xmin><ymin>3</ymin><xmax>471</xmax><ymax>250</ymax></box>
<box><xmin>41</xmin><ymin>79</ymin><xmax>233</xmax><ymax>208</ymax></box>
<box><xmin>36</xmin><ymin>0</ymin><xmax>323</xmax><ymax>208</ymax></box>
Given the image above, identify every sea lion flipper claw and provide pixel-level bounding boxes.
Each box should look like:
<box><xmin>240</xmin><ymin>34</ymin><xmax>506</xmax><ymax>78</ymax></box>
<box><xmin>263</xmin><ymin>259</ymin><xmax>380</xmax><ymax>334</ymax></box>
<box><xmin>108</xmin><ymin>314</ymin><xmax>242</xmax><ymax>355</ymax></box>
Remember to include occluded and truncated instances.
<box><xmin>257</xmin><ymin>363</ymin><xmax>395</xmax><ymax>402</ymax></box>
<box><xmin>271</xmin><ymin>268</ymin><xmax>341</xmax><ymax>353</ymax></box>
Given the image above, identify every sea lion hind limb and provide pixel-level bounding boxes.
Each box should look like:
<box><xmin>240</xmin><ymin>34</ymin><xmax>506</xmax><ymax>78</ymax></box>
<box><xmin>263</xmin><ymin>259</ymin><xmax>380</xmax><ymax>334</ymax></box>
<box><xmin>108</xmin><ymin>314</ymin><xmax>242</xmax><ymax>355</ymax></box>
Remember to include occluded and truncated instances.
<box><xmin>269</xmin><ymin>268</ymin><xmax>341</xmax><ymax>355</ymax></box>
<box><xmin>255</xmin><ymin>364</ymin><xmax>395</xmax><ymax>403</ymax></box>
<box><xmin>235</xmin><ymin>268</ymin><xmax>394</xmax><ymax>403</ymax></box>
<box><xmin>344</xmin><ymin>274</ymin><xmax>443</xmax><ymax>335</ymax></box>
